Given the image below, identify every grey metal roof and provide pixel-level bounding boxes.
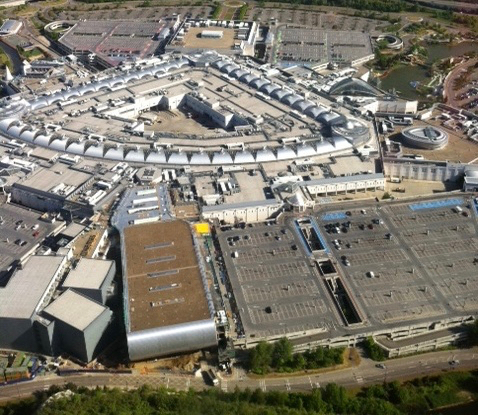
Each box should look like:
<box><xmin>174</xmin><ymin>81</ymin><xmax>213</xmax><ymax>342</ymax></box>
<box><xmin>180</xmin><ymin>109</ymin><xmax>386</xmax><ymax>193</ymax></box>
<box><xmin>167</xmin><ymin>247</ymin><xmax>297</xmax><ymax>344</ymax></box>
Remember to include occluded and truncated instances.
<box><xmin>63</xmin><ymin>258</ymin><xmax>114</xmax><ymax>290</ymax></box>
<box><xmin>43</xmin><ymin>289</ymin><xmax>110</xmax><ymax>331</ymax></box>
<box><xmin>127</xmin><ymin>318</ymin><xmax>217</xmax><ymax>361</ymax></box>
<box><xmin>0</xmin><ymin>255</ymin><xmax>66</xmax><ymax>319</ymax></box>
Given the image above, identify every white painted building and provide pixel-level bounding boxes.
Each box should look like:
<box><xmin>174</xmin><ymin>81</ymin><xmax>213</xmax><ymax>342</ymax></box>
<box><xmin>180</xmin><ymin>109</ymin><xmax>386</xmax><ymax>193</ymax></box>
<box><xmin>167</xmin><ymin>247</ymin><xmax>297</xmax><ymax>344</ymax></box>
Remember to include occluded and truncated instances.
<box><xmin>202</xmin><ymin>199</ymin><xmax>283</xmax><ymax>223</ymax></box>
<box><xmin>300</xmin><ymin>173</ymin><xmax>385</xmax><ymax>197</ymax></box>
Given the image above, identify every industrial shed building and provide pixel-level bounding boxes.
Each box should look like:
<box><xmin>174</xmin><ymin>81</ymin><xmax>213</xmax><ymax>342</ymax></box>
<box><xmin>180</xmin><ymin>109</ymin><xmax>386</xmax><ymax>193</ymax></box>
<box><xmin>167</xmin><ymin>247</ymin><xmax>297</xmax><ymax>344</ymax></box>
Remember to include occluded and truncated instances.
<box><xmin>121</xmin><ymin>220</ymin><xmax>217</xmax><ymax>361</ymax></box>
<box><xmin>0</xmin><ymin>255</ymin><xmax>67</xmax><ymax>352</ymax></box>
<box><xmin>62</xmin><ymin>258</ymin><xmax>115</xmax><ymax>304</ymax></box>
<box><xmin>41</xmin><ymin>289</ymin><xmax>112</xmax><ymax>362</ymax></box>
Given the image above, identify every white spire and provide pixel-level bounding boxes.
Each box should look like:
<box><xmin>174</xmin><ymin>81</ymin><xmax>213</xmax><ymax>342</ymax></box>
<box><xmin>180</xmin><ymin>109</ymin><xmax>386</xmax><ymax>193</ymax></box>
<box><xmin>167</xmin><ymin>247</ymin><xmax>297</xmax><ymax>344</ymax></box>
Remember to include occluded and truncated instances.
<box><xmin>4</xmin><ymin>66</ymin><xmax>13</xmax><ymax>82</ymax></box>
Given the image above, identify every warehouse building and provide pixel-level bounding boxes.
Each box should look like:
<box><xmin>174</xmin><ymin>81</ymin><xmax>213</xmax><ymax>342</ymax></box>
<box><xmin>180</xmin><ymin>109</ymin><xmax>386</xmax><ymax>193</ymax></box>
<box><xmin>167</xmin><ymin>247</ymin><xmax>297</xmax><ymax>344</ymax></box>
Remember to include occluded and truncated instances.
<box><xmin>0</xmin><ymin>255</ymin><xmax>67</xmax><ymax>353</ymax></box>
<box><xmin>120</xmin><ymin>220</ymin><xmax>217</xmax><ymax>361</ymax></box>
<box><xmin>40</xmin><ymin>289</ymin><xmax>112</xmax><ymax>362</ymax></box>
<box><xmin>62</xmin><ymin>258</ymin><xmax>116</xmax><ymax>304</ymax></box>
<box><xmin>11</xmin><ymin>162</ymin><xmax>93</xmax><ymax>213</ymax></box>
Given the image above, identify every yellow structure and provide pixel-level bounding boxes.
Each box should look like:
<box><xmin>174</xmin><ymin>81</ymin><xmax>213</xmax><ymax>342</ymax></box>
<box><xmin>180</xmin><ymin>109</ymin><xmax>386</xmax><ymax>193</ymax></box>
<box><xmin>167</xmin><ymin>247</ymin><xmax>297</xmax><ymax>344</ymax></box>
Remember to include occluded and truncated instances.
<box><xmin>194</xmin><ymin>223</ymin><xmax>210</xmax><ymax>235</ymax></box>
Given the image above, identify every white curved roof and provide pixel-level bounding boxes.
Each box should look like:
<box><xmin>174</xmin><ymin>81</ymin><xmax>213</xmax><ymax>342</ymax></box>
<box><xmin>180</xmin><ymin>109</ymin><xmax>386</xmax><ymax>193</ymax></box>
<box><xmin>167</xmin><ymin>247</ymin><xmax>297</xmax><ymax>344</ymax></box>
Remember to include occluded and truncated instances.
<box><xmin>261</xmin><ymin>83</ymin><xmax>281</xmax><ymax>95</ymax></box>
<box><xmin>19</xmin><ymin>130</ymin><xmax>36</xmax><ymax>142</ymax></box>
<box><xmin>85</xmin><ymin>145</ymin><xmax>104</xmax><ymax>158</ymax></box>
<box><xmin>0</xmin><ymin>118</ymin><xmax>15</xmax><ymax>131</ymax></box>
<box><xmin>294</xmin><ymin>100</ymin><xmax>314</xmax><ymax>112</ymax></box>
<box><xmin>296</xmin><ymin>144</ymin><xmax>316</xmax><ymax>158</ymax></box>
<box><xmin>125</xmin><ymin>150</ymin><xmax>145</xmax><ymax>162</ymax></box>
<box><xmin>282</xmin><ymin>94</ymin><xmax>302</xmax><ymax>106</ymax></box>
<box><xmin>239</xmin><ymin>73</ymin><xmax>256</xmax><ymax>84</ymax></box>
<box><xmin>213</xmin><ymin>60</ymin><xmax>229</xmax><ymax>70</ymax></box>
<box><xmin>234</xmin><ymin>151</ymin><xmax>255</xmax><ymax>164</ymax></box>
<box><xmin>250</xmin><ymin>78</ymin><xmax>270</xmax><ymax>89</ymax></box>
<box><xmin>212</xmin><ymin>152</ymin><xmax>233</xmax><ymax>164</ymax></box>
<box><xmin>276</xmin><ymin>146</ymin><xmax>297</xmax><ymax>160</ymax></box>
<box><xmin>168</xmin><ymin>152</ymin><xmax>189</xmax><ymax>165</ymax></box>
<box><xmin>256</xmin><ymin>148</ymin><xmax>276</xmax><ymax>162</ymax></box>
<box><xmin>34</xmin><ymin>135</ymin><xmax>52</xmax><ymax>146</ymax></box>
<box><xmin>271</xmin><ymin>89</ymin><xmax>289</xmax><ymax>100</ymax></box>
<box><xmin>104</xmin><ymin>148</ymin><xmax>125</xmax><ymax>160</ymax></box>
<box><xmin>29</xmin><ymin>98</ymin><xmax>49</xmax><ymax>111</ymax></box>
<box><xmin>190</xmin><ymin>153</ymin><xmax>211</xmax><ymax>165</ymax></box>
<box><xmin>221</xmin><ymin>64</ymin><xmax>236</xmax><ymax>73</ymax></box>
<box><xmin>8</xmin><ymin>124</ymin><xmax>25</xmax><ymax>137</ymax></box>
<box><xmin>230</xmin><ymin>69</ymin><xmax>247</xmax><ymax>79</ymax></box>
<box><xmin>49</xmin><ymin>139</ymin><xmax>68</xmax><ymax>151</ymax></box>
<box><xmin>67</xmin><ymin>142</ymin><xmax>86</xmax><ymax>154</ymax></box>
<box><xmin>146</xmin><ymin>151</ymin><xmax>167</xmax><ymax>163</ymax></box>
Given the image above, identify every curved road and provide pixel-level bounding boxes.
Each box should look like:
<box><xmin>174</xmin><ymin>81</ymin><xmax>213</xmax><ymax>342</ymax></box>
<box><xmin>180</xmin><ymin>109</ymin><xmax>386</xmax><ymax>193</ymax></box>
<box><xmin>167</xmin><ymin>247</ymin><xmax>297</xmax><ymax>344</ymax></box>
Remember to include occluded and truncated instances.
<box><xmin>1</xmin><ymin>348</ymin><xmax>477</xmax><ymax>401</ymax></box>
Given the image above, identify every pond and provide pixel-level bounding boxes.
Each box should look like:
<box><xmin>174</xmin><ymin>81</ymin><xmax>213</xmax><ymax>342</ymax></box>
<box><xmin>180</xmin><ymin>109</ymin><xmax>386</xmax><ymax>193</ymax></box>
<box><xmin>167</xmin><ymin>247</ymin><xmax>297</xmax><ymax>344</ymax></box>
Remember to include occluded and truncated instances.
<box><xmin>380</xmin><ymin>41</ymin><xmax>478</xmax><ymax>100</ymax></box>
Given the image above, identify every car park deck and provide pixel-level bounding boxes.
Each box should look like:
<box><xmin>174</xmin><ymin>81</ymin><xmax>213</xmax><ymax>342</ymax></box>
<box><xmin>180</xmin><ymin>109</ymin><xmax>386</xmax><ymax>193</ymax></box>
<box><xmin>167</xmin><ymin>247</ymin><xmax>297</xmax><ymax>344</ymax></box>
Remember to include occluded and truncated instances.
<box><xmin>218</xmin><ymin>196</ymin><xmax>478</xmax><ymax>347</ymax></box>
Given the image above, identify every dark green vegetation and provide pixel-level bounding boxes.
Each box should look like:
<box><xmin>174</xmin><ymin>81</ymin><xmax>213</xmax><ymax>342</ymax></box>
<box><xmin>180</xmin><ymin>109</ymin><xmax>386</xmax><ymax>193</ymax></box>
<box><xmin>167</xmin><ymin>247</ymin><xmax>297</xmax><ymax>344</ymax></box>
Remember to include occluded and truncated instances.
<box><xmin>249</xmin><ymin>337</ymin><xmax>344</xmax><ymax>374</ymax></box>
<box><xmin>1</xmin><ymin>370</ymin><xmax>478</xmax><ymax>415</ymax></box>
<box><xmin>238</xmin><ymin>4</ymin><xmax>248</xmax><ymax>20</ymax></box>
<box><xmin>362</xmin><ymin>337</ymin><xmax>387</xmax><ymax>361</ymax></box>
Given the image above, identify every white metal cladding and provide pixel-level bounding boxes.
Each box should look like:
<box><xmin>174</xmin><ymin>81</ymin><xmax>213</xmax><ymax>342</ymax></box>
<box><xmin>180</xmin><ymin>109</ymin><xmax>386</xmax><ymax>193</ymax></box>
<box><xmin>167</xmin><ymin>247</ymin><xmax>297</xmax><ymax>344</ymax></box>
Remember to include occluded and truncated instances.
<box><xmin>127</xmin><ymin>318</ymin><xmax>217</xmax><ymax>361</ymax></box>
<box><xmin>260</xmin><ymin>83</ymin><xmax>281</xmax><ymax>95</ymax></box>
<box><xmin>230</xmin><ymin>68</ymin><xmax>247</xmax><ymax>79</ymax></box>
<box><xmin>146</xmin><ymin>151</ymin><xmax>167</xmax><ymax>163</ymax></box>
<box><xmin>250</xmin><ymin>78</ymin><xmax>269</xmax><ymax>89</ymax></box>
<box><xmin>190</xmin><ymin>152</ymin><xmax>211</xmax><ymax>165</ymax></box>
<box><xmin>168</xmin><ymin>152</ymin><xmax>189</xmax><ymax>165</ymax></box>
<box><xmin>105</xmin><ymin>148</ymin><xmax>125</xmax><ymax>160</ymax></box>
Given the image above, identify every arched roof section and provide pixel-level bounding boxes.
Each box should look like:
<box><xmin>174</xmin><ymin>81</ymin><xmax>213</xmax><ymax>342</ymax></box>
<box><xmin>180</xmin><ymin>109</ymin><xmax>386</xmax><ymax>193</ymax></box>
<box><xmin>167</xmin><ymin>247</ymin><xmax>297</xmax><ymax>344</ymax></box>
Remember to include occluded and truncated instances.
<box><xmin>146</xmin><ymin>151</ymin><xmax>167</xmax><ymax>164</ymax></box>
<box><xmin>190</xmin><ymin>152</ymin><xmax>211</xmax><ymax>165</ymax></box>
<box><xmin>84</xmin><ymin>145</ymin><xmax>105</xmax><ymax>158</ymax></box>
<box><xmin>255</xmin><ymin>148</ymin><xmax>276</xmax><ymax>162</ymax></box>
<box><xmin>212</xmin><ymin>151</ymin><xmax>233</xmax><ymax>164</ymax></box>
<box><xmin>233</xmin><ymin>151</ymin><xmax>255</xmax><ymax>164</ymax></box>
<box><xmin>125</xmin><ymin>150</ymin><xmax>145</xmax><ymax>162</ymax></box>
<box><xmin>276</xmin><ymin>146</ymin><xmax>297</xmax><ymax>160</ymax></box>
<box><xmin>167</xmin><ymin>152</ymin><xmax>189</xmax><ymax>165</ymax></box>
<box><xmin>250</xmin><ymin>78</ymin><xmax>270</xmax><ymax>90</ymax></box>
<box><xmin>67</xmin><ymin>142</ymin><xmax>86</xmax><ymax>154</ymax></box>
<box><xmin>104</xmin><ymin>148</ymin><xmax>125</xmax><ymax>161</ymax></box>
<box><xmin>260</xmin><ymin>83</ymin><xmax>281</xmax><ymax>95</ymax></box>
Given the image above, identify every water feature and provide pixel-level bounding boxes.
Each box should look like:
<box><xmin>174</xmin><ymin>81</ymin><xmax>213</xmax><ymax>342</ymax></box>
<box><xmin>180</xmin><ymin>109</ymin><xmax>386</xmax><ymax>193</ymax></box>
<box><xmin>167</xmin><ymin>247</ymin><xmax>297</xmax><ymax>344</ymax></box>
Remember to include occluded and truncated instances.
<box><xmin>380</xmin><ymin>41</ymin><xmax>478</xmax><ymax>100</ymax></box>
<box><xmin>0</xmin><ymin>40</ymin><xmax>22</xmax><ymax>75</ymax></box>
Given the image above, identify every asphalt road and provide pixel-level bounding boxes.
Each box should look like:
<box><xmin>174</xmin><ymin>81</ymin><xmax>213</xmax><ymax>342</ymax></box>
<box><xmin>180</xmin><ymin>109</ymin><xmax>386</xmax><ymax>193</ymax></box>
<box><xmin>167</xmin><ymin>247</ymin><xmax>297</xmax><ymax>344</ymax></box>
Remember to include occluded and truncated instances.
<box><xmin>1</xmin><ymin>348</ymin><xmax>477</xmax><ymax>401</ymax></box>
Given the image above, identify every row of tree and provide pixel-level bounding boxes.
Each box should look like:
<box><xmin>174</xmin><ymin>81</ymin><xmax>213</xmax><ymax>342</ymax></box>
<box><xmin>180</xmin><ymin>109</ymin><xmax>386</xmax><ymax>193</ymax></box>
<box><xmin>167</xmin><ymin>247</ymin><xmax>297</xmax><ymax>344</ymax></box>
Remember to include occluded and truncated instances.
<box><xmin>1</xmin><ymin>369</ymin><xmax>477</xmax><ymax>415</ymax></box>
<box><xmin>249</xmin><ymin>337</ymin><xmax>344</xmax><ymax>374</ymax></box>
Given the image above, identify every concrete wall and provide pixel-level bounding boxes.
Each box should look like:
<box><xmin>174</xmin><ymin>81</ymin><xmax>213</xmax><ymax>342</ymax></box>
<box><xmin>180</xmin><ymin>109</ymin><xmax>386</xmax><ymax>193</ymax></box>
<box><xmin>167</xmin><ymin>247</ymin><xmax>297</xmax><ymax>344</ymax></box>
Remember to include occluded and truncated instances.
<box><xmin>384</xmin><ymin>159</ymin><xmax>466</xmax><ymax>182</ymax></box>
<box><xmin>202</xmin><ymin>203</ymin><xmax>283</xmax><ymax>224</ymax></box>
<box><xmin>0</xmin><ymin>317</ymin><xmax>36</xmax><ymax>352</ymax></box>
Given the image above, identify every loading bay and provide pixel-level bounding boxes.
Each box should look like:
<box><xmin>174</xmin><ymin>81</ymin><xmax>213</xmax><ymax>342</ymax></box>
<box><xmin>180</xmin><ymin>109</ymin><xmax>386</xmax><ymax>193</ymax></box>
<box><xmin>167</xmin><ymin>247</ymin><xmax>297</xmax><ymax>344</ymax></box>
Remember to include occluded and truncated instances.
<box><xmin>217</xmin><ymin>196</ymin><xmax>478</xmax><ymax>348</ymax></box>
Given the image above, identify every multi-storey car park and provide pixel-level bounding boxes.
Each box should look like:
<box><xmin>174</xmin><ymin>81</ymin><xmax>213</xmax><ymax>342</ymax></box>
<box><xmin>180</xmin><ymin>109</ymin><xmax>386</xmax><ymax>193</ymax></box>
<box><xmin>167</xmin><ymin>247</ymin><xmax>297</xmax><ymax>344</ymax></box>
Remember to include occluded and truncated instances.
<box><xmin>0</xmin><ymin>51</ymin><xmax>372</xmax><ymax>167</ymax></box>
<box><xmin>216</xmin><ymin>196</ymin><xmax>478</xmax><ymax>357</ymax></box>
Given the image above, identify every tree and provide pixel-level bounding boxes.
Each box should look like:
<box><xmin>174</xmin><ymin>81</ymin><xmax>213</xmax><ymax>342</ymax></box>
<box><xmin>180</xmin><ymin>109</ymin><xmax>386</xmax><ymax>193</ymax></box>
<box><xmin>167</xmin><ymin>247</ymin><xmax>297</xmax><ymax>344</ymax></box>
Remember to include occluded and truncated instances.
<box><xmin>272</xmin><ymin>338</ymin><xmax>293</xmax><ymax>370</ymax></box>
<box><xmin>323</xmin><ymin>383</ymin><xmax>349</xmax><ymax>414</ymax></box>
<box><xmin>249</xmin><ymin>341</ymin><xmax>274</xmax><ymax>374</ymax></box>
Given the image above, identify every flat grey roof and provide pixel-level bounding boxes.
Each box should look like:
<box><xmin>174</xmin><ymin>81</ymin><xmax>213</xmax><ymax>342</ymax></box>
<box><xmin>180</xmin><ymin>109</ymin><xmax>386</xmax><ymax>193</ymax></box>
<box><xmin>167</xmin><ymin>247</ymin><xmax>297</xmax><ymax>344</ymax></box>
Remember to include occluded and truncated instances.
<box><xmin>43</xmin><ymin>289</ymin><xmax>109</xmax><ymax>331</ymax></box>
<box><xmin>0</xmin><ymin>255</ymin><xmax>66</xmax><ymax>319</ymax></box>
<box><xmin>63</xmin><ymin>258</ymin><xmax>114</xmax><ymax>290</ymax></box>
<box><xmin>16</xmin><ymin>163</ymin><xmax>92</xmax><ymax>194</ymax></box>
<box><xmin>60</xmin><ymin>222</ymin><xmax>85</xmax><ymax>239</ymax></box>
